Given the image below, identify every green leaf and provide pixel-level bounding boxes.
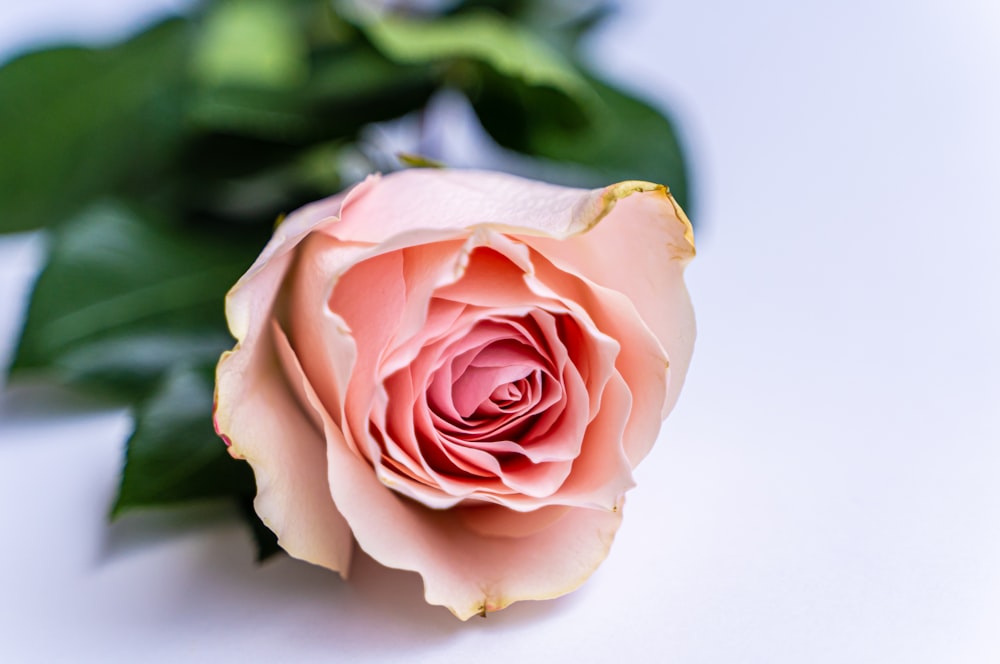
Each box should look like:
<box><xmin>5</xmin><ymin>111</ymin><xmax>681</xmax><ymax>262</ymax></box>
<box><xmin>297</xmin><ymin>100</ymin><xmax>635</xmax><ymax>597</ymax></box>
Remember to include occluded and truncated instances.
<box><xmin>0</xmin><ymin>20</ymin><xmax>192</xmax><ymax>233</ymax></box>
<box><xmin>449</xmin><ymin>0</ymin><xmax>615</xmax><ymax>51</ymax></box>
<box><xmin>192</xmin><ymin>0</ymin><xmax>309</xmax><ymax>90</ymax></box>
<box><xmin>11</xmin><ymin>202</ymin><xmax>262</xmax><ymax>393</ymax></box>
<box><xmin>53</xmin><ymin>330</ymin><xmax>235</xmax><ymax>393</ymax></box>
<box><xmin>357</xmin><ymin>9</ymin><xmax>594</xmax><ymax>104</ymax></box>
<box><xmin>175</xmin><ymin>45</ymin><xmax>437</xmax><ymax>222</ymax></box>
<box><xmin>113</xmin><ymin>364</ymin><xmax>254</xmax><ymax>513</ymax></box>
<box><xmin>114</xmin><ymin>363</ymin><xmax>282</xmax><ymax>561</ymax></box>
<box><xmin>237</xmin><ymin>495</ymin><xmax>283</xmax><ymax>562</ymax></box>
<box><xmin>350</xmin><ymin>7</ymin><xmax>691</xmax><ymax>207</ymax></box>
<box><xmin>472</xmin><ymin>71</ymin><xmax>691</xmax><ymax>210</ymax></box>
<box><xmin>186</xmin><ymin>46</ymin><xmax>435</xmax><ymax>144</ymax></box>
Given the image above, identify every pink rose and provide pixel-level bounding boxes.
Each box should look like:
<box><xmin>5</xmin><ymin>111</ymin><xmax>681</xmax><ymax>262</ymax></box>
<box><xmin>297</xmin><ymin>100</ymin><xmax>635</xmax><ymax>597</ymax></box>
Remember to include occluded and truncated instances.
<box><xmin>214</xmin><ymin>169</ymin><xmax>695</xmax><ymax>619</ymax></box>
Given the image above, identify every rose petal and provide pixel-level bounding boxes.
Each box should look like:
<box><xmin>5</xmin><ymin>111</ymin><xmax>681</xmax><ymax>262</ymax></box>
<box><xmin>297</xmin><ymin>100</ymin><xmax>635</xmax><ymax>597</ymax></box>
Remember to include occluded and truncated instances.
<box><xmin>283</xmin><ymin>233</ymin><xmax>365</xmax><ymax>434</ymax></box>
<box><xmin>215</xmin><ymin>325</ymin><xmax>353</xmax><ymax>576</ymax></box>
<box><xmin>225</xmin><ymin>178</ymin><xmax>376</xmax><ymax>342</ymax></box>
<box><xmin>455</xmin><ymin>504</ymin><xmax>571</xmax><ymax>539</ymax></box>
<box><xmin>527</xmin><ymin>255</ymin><xmax>670</xmax><ymax>467</ymax></box>
<box><xmin>330</xmin><ymin>170</ymin><xmax>616</xmax><ymax>244</ymax></box>
<box><xmin>520</xmin><ymin>186</ymin><xmax>696</xmax><ymax>431</ymax></box>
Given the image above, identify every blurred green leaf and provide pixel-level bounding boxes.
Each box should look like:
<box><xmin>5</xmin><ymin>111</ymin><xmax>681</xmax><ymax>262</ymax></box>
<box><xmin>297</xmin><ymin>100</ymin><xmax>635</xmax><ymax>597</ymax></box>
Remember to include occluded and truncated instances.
<box><xmin>115</xmin><ymin>363</ymin><xmax>282</xmax><ymax>561</ymax></box>
<box><xmin>186</xmin><ymin>46</ymin><xmax>435</xmax><ymax>144</ymax></box>
<box><xmin>11</xmin><ymin>202</ymin><xmax>261</xmax><ymax>393</ymax></box>
<box><xmin>354</xmin><ymin>7</ymin><xmax>688</xmax><ymax>206</ymax></box>
<box><xmin>53</xmin><ymin>330</ymin><xmax>234</xmax><ymax>393</ymax></box>
<box><xmin>0</xmin><ymin>20</ymin><xmax>192</xmax><ymax>233</ymax></box>
<box><xmin>358</xmin><ymin>10</ymin><xmax>593</xmax><ymax>104</ymax></box>
<box><xmin>473</xmin><ymin>71</ymin><xmax>690</xmax><ymax>209</ymax></box>
<box><xmin>193</xmin><ymin>0</ymin><xmax>309</xmax><ymax>90</ymax></box>
<box><xmin>113</xmin><ymin>364</ymin><xmax>255</xmax><ymax>514</ymax></box>
<box><xmin>449</xmin><ymin>0</ymin><xmax>613</xmax><ymax>50</ymax></box>
<box><xmin>176</xmin><ymin>45</ymin><xmax>437</xmax><ymax>222</ymax></box>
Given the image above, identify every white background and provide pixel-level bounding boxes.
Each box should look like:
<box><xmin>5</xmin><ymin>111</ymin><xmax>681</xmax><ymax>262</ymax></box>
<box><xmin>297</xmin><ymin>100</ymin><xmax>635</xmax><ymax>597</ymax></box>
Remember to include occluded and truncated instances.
<box><xmin>1</xmin><ymin>1</ymin><xmax>999</xmax><ymax>662</ymax></box>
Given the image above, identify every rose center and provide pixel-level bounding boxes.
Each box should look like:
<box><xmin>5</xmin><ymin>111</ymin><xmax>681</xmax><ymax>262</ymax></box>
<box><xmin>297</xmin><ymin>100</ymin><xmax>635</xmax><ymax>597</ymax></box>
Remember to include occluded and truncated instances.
<box><xmin>451</xmin><ymin>362</ymin><xmax>537</xmax><ymax>419</ymax></box>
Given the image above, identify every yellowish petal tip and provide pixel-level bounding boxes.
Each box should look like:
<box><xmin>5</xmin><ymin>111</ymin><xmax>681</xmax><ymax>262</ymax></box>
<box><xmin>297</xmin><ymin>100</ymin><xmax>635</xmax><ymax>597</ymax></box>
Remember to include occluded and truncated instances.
<box><xmin>586</xmin><ymin>180</ymin><xmax>696</xmax><ymax>257</ymax></box>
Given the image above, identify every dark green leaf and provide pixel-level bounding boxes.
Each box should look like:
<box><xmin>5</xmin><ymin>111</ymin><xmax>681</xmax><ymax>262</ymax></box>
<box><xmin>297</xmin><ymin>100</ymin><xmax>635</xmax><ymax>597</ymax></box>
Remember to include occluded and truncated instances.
<box><xmin>358</xmin><ymin>10</ymin><xmax>593</xmax><ymax>104</ymax></box>
<box><xmin>113</xmin><ymin>364</ymin><xmax>255</xmax><ymax>513</ymax></box>
<box><xmin>53</xmin><ymin>330</ymin><xmax>234</xmax><ymax>393</ymax></box>
<box><xmin>237</xmin><ymin>495</ymin><xmax>283</xmax><ymax>562</ymax></box>
<box><xmin>449</xmin><ymin>0</ymin><xmax>614</xmax><ymax>51</ymax></box>
<box><xmin>174</xmin><ymin>46</ymin><xmax>437</xmax><ymax>222</ymax></box>
<box><xmin>115</xmin><ymin>363</ymin><xmax>282</xmax><ymax>561</ymax></box>
<box><xmin>0</xmin><ymin>20</ymin><xmax>192</xmax><ymax>233</ymax></box>
<box><xmin>351</xmin><ymin>7</ymin><xmax>689</xmax><ymax>207</ymax></box>
<box><xmin>184</xmin><ymin>46</ymin><xmax>435</xmax><ymax>145</ymax></box>
<box><xmin>11</xmin><ymin>202</ymin><xmax>262</xmax><ymax>394</ymax></box>
<box><xmin>472</xmin><ymin>70</ymin><xmax>691</xmax><ymax>210</ymax></box>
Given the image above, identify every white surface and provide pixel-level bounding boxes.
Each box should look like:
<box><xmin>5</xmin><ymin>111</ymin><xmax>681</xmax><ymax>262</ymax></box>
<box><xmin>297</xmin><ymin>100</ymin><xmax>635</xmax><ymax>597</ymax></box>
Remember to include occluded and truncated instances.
<box><xmin>2</xmin><ymin>1</ymin><xmax>999</xmax><ymax>662</ymax></box>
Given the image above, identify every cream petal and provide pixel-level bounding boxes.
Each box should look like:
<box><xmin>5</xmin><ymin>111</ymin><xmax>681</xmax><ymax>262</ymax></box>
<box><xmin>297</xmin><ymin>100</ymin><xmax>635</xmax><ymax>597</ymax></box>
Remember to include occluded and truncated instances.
<box><xmin>216</xmin><ymin>182</ymin><xmax>365</xmax><ymax>575</ymax></box>
<box><xmin>519</xmin><ymin>185</ymin><xmax>696</xmax><ymax>428</ymax></box>
<box><xmin>549</xmin><ymin>372</ymin><xmax>636</xmax><ymax>510</ymax></box>
<box><xmin>454</xmin><ymin>504</ymin><xmax>571</xmax><ymax>539</ymax></box>
<box><xmin>215</xmin><ymin>323</ymin><xmax>353</xmax><ymax>576</ymax></box>
<box><xmin>330</xmin><ymin>169</ymin><xmax>618</xmax><ymax>243</ymax></box>
<box><xmin>283</xmin><ymin>232</ymin><xmax>366</xmax><ymax>434</ymax></box>
<box><xmin>224</xmin><ymin>179</ymin><xmax>377</xmax><ymax>342</ymax></box>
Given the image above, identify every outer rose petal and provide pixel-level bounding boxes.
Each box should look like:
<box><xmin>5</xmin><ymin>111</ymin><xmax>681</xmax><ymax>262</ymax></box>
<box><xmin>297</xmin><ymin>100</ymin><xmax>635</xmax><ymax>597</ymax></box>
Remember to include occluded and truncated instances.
<box><xmin>215</xmin><ymin>325</ymin><xmax>353</xmax><ymax>575</ymax></box>
<box><xmin>224</xmin><ymin>183</ymin><xmax>366</xmax><ymax>343</ymax></box>
<box><xmin>330</xmin><ymin>169</ymin><xmax>624</xmax><ymax>243</ymax></box>
<box><xmin>215</xmin><ymin>187</ymin><xmax>369</xmax><ymax>575</ymax></box>
<box><xmin>521</xmin><ymin>186</ymin><xmax>696</xmax><ymax>428</ymax></box>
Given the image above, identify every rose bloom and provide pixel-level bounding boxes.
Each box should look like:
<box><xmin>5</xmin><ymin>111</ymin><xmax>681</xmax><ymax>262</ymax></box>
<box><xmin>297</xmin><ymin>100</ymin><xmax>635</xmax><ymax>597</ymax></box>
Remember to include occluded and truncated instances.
<box><xmin>214</xmin><ymin>169</ymin><xmax>695</xmax><ymax>619</ymax></box>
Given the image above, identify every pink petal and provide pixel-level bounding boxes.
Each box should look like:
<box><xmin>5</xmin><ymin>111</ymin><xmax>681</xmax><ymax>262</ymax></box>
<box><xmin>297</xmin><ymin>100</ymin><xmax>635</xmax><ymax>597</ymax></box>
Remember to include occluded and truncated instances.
<box><xmin>519</xmin><ymin>185</ymin><xmax>696</xmax><ymax>438</ymax></box>
<box><xmin>282</xmin><ymin>233</ymin><xmax>365</xmax><ymax>434</ymax></box>
<box><xmin>215</xmin><ymin>325</ymin><xmax>353</xmax><ymax>576</ymax></box>
<box><xmin>547</xmin><ymin>372</ymin><xmax>636</xmax><ymax>510</ymax></box>
<box><xmin>225</xmin><ymin>179</ymin><xmax>375</xmax><ymax>342</ymax></box>
<box><xmin>528</xmin><ymin>253</ymin><xmax>670</xmax><ymax>467</ymax></box>
<box><xmin>329</xmin><ymin>169</ymin><xmax>616</xmax><ymax>244</ymax></box>
<box><xmin>455</xmin><ymin>504</ymin><xmax>571</xmax><ymax>538</ymax></box>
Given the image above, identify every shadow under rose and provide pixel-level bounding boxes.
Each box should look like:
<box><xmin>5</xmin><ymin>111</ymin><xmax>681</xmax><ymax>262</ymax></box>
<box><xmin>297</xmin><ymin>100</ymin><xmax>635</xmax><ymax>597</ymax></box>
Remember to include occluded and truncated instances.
<box><xmin>96</xmin><ymin>499</ymin><xmax>585</xmax><ymax>656</ymax></box>
<box><xmin>98</xmin><ymin>502</ymin><xmax>242</xmax><ymax>564</ymax></box>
